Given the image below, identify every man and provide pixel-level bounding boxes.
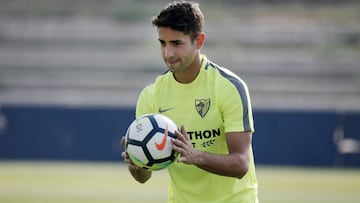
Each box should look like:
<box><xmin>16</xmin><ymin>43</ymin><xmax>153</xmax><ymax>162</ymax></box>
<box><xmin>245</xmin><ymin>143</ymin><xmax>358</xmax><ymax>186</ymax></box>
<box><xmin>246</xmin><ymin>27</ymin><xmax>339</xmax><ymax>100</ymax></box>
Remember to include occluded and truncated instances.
<box><xmin>121</xmin><ymin>1</ymin><xmax>258</xmax><ymax>202</ymax></box>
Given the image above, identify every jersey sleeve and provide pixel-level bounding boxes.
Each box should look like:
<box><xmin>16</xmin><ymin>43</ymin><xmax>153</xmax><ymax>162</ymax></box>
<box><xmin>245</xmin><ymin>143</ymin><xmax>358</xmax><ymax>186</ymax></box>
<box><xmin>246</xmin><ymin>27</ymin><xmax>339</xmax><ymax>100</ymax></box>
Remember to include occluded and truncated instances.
<box><xmin>221</xmin><ymin>78</ymin><xmax>254</xmax><ymax>133</ymax></box>
<box><xmin>135</xmin><ymin>84</ymin><xmax>156</xmax><ymax>118</ymax></box>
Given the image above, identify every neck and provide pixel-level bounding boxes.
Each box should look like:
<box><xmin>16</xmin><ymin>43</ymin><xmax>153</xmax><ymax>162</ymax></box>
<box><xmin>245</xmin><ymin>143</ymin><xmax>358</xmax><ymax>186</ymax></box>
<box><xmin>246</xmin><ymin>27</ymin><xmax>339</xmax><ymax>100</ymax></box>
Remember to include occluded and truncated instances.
<box><xmin>174</xmin><ymin>54</ymin><xmax>202</xmax><ymax>84</ymax></box>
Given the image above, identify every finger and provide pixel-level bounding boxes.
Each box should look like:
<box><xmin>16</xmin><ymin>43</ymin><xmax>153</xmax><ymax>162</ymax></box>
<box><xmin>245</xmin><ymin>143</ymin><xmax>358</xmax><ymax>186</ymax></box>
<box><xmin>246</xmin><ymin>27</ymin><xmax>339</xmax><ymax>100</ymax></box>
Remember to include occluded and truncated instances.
<box><xmin>178</xmin><ymin>156</ymin><xmax>186</xmax><ymax>163</ymax></box>
<box><xmin>180</xmin><ymin>125</ymin><xmax>189</xmax><ymax>141</ymax></box>
<box><xmin>129</xmin><ymin>163</ymin><xmax>140</xmax><ymax>170</ymax></box>
<box><xmin>180</xmin><ymin>125</ymin><xmax>185</xmax><ymax>134</ymax></box>
<box><xmin>120</xmin><ymin>136</ymin><xmax>126</xmax><ymax>147</ymax></box>
<box><xmin>125</xmin><ymin>157</ymin><xmax>140</xmax><ymax>169</ymax></box>
<box><xmin>175</xmin><ymin>129</ymin><xmax>185</xmax><ymax>141</ymax></box>
<box><xmin>172</xmin><ymin>139</ymin><xmax>184</xmax><ymax>151</ymax></box>
<box><xmin>121</xmin><ymin>151</ymin><xmax>128</xmax><ymax>159</ymax></box>
<box><xmin>171</xmin><ymin>140</ymin><xmax>188</xmax><ymax>163</ymax></box>
<box><xmin>124</xmin><ymin>156</ymin><xmax>134</xmax><ymax>165</ymax></box>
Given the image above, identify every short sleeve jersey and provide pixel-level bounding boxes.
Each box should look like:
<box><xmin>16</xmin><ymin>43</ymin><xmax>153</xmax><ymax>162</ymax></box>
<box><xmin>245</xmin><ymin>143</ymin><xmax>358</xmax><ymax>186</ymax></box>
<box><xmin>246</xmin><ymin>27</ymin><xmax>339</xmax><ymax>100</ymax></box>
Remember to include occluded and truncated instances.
<box><xmin>136</xmin><ymin>55</ymin><xmax>258</xmax><ymax>203</ymax></box>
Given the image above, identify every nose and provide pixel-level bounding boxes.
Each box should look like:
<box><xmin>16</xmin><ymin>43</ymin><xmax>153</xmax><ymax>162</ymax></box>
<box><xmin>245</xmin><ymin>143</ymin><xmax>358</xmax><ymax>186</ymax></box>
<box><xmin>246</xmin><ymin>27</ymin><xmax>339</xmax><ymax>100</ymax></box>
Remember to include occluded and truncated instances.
<box><xmin>163</xmin><ymin>46</ymin><xmax>174</xmax><ymax>58</ymax></box>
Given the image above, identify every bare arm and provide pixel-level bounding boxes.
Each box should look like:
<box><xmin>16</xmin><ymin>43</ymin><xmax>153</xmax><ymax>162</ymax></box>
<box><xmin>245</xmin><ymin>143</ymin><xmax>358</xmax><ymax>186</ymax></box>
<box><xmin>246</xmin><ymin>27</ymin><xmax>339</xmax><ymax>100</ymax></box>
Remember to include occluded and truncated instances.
<box><xmin>121</xmin><ymin>137</ymin><xmax>152</xmax><ymax>183</ymax></box>
<box><xmin>171</xmin><ymin>126</ymin><xmax>251</xmax><ymax>178</ymax></box>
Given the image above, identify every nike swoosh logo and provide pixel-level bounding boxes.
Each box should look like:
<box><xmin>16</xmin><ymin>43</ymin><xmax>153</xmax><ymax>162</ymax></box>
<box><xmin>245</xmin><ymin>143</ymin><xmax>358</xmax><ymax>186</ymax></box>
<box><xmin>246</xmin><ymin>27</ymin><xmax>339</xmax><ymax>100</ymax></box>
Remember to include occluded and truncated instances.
<box><xmin>158</xmin><ymin>107</ymin><xmax>174</xmax><ymax>113</ymax></box>
<box><xmin>155</xmin><ymin>125</ymin><xmax>168</xmax><ymax>151</ymax></box>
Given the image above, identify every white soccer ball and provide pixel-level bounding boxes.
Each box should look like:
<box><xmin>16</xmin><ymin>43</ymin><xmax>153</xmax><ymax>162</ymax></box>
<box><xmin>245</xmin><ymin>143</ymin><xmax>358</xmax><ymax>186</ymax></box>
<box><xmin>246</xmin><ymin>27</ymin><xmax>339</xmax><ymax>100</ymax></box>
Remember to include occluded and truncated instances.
<box><xmin>125</xmin><ymin>114</ymin><xmax>178</xmax><ymax>171</ymax></box>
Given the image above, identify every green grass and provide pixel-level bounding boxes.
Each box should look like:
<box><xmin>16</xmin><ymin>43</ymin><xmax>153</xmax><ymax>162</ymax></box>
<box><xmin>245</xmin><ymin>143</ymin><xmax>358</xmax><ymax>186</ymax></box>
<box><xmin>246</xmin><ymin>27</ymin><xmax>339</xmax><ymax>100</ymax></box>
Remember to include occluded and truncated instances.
<box><xmin>257</xmin><ymin>167</ymin><xmax>360</xmax><ymax>203</ymax></box>
<box><xmin>0</xmin><ymin>161</ymin><xmax>359</xmax><ymax>203</ymax></box>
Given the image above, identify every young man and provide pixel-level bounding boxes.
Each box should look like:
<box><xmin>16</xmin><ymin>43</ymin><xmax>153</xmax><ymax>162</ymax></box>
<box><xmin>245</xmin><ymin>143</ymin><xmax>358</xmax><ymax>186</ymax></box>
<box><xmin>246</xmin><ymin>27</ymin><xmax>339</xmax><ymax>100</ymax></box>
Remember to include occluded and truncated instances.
<box><xmin>121</xmin><ymin>1</ymin><xmax>258</xmax><ymax>202</ymax></box>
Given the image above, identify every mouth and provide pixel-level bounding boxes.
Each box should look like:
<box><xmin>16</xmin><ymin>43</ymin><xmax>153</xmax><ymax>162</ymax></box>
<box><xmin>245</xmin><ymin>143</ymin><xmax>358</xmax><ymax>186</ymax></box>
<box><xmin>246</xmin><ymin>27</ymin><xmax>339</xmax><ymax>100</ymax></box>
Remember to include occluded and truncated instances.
<box><xmin>167</xmin><ymin>59</ymin><xmax>179</xmax><ymax>66</ymax></box>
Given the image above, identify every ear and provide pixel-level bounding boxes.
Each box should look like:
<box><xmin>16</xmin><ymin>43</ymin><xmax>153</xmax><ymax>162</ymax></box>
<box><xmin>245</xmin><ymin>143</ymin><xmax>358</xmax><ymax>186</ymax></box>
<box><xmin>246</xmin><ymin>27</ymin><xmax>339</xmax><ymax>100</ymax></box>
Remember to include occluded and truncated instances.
<box><xmin>195</xmin><ymin>32</ymin><xmax>206</xmax><ymax>49</ymax></box>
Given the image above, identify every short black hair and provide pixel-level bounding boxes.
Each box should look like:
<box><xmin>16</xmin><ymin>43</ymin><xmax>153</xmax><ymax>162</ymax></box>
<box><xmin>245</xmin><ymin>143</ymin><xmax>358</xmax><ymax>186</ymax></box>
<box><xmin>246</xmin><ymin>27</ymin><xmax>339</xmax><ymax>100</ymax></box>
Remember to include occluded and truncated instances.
<box><xmin>152</xmin><ymin>1</ymin><xmax>204</xmax><ymax>41</ymax></box>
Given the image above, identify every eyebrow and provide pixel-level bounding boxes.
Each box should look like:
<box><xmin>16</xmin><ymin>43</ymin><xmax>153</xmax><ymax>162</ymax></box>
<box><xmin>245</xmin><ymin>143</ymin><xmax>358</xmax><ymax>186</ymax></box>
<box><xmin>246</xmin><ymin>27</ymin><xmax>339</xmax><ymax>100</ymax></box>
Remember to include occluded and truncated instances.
<box><xmin>158</xmin><ymin>39</ymin><xmax>183</xmax><ymax>44</ymax></box>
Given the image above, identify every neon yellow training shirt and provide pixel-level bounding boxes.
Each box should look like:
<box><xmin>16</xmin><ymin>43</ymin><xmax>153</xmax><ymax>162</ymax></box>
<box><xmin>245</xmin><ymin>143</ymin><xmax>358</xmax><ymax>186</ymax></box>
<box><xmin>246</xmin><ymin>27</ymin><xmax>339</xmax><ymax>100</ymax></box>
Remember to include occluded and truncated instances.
<box><xmin>136</xmin><ymin>55</ymin><xmax>258</xmax><ymax>203</ymax></box>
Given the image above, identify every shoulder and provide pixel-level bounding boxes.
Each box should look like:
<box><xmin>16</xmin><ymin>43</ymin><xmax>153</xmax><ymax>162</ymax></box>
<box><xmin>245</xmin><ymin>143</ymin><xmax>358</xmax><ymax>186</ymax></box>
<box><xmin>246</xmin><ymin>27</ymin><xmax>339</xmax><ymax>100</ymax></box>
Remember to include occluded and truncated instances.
<box><xmin>205</xmin><ymin>60</ymin><xmax>250</xmax><ymax>95</ymax></box>
<box><xmin>141</xmin><ymin>70</ymin><xmax>171</xmax><ymax>94</ymax></box>
<box><xmin>136</xmin><ymin>70</ymin><xmax>171</xmax><ymax>116</ymax></box>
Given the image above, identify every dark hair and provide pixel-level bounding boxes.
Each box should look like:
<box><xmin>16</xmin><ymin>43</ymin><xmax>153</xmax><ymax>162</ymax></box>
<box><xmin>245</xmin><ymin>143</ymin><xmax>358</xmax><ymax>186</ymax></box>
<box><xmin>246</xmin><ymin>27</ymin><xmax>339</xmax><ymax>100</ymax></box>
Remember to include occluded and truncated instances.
<box><xmin>152</xmin><ymin>1</ymin><xmax>204</xmax><ymax>41</ymax></box>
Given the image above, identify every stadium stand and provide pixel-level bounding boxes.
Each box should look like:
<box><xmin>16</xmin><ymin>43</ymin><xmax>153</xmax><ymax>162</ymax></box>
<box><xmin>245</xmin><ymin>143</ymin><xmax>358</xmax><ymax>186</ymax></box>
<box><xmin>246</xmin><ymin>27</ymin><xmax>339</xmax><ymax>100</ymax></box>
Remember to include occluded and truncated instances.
<box><xmin>0</xmin><ymin>13</ymin><xmax>359</xmax><ymax>110</ymax></box>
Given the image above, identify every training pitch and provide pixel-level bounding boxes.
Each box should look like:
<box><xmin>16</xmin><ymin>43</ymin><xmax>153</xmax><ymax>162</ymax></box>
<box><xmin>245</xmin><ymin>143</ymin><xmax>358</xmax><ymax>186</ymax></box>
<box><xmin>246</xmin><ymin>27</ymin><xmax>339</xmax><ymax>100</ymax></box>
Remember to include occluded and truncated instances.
<box><xmin>0</xmin><ymin>161</ymin><xmax>359</xmax><ymax>203</ymax></box>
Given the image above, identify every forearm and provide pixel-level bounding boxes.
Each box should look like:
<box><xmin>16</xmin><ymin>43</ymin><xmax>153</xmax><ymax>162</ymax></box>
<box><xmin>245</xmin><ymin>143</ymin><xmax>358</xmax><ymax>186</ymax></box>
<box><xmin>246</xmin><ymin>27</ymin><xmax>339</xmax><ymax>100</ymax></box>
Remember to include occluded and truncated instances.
<box><xmin>194</xmin><ymin>151</ymin><xmax>249</xmax><ymax>178</ymax></box>
<box><xmin>173</xmin><ymin>127</ymin><xmax>252</xmax><ymax>178</ymax></box>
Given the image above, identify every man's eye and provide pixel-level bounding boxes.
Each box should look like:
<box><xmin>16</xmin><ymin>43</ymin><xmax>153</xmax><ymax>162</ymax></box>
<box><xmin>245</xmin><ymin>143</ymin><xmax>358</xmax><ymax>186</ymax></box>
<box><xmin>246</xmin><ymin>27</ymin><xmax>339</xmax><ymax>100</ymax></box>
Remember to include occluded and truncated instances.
<box><xmin>159</xmin><ymin>40</ymin><xmax>165</xmax><ymax>46</ymax></box>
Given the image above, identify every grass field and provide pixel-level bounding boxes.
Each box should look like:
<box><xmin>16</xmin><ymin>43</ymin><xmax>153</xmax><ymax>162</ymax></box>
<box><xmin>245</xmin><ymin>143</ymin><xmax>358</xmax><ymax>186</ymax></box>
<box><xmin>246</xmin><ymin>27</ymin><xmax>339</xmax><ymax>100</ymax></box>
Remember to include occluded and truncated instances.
<box><xmin>0</xmin><ymin>161</ymin><xmax>359</xmax><ymax>203</ymax></box>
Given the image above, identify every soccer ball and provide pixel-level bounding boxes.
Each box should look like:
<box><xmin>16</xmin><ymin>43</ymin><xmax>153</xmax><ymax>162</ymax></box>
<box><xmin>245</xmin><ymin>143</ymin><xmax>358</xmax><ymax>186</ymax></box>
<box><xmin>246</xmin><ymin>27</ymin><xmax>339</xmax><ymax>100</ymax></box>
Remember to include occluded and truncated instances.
<box><xmin>125</xmin><ymin>114</ymin><xmax>178</xmax><ymax>171</ymax></box>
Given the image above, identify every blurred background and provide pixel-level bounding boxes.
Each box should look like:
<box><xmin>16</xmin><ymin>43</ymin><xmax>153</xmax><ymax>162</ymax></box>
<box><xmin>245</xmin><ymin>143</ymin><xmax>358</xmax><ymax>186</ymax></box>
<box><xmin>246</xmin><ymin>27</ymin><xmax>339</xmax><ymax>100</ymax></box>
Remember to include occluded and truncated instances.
<box><xmin>1</xmin><ymin>0</ymin><xmax>359</xmax><ymax>166</ymax></box>
<box><xmin>0</xmin><ymin>0</ymin><xmax>360</xmax><ymax>202</ymax></box>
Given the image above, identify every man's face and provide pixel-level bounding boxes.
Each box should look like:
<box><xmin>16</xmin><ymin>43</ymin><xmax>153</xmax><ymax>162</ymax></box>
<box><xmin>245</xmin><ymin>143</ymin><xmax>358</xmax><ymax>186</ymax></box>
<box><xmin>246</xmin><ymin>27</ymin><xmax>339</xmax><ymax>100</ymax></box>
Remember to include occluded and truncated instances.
<box><xmin>157</xmin><ymin>27</ymin><xmax>198</xmax><ymax>74</ymax></box>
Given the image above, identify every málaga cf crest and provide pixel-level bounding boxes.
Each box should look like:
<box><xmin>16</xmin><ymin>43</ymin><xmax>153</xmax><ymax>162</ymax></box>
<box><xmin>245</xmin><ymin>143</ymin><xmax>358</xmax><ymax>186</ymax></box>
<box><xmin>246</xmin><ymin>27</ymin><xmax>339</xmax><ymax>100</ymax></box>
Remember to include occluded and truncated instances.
<box><xmin>195</xmin><ymin>98</ymin><xmax>210</xmax><ymax>118</ymax></box>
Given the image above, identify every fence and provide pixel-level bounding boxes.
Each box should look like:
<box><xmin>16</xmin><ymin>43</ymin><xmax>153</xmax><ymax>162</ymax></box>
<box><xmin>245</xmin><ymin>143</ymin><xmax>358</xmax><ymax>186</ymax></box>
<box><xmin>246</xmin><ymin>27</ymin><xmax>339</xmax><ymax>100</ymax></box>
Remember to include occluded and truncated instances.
<box><xmin>0</xmin><ymin>105</ymin><xmax>359</xmax><ymax>167</ymax></box>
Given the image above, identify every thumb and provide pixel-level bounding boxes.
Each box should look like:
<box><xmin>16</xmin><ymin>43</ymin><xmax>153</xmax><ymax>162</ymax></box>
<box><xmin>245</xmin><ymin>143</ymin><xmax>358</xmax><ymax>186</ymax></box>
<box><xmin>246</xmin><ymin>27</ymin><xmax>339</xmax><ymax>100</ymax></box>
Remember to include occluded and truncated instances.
<box><xmin>178</xmin><ymin>156</ymin><xmax>186</xmax><ymax>163</ymax></box>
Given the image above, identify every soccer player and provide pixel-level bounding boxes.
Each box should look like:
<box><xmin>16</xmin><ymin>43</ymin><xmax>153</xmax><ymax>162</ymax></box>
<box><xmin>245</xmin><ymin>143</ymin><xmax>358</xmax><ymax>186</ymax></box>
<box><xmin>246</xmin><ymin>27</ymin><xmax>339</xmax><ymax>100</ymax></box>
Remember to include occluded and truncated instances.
<box><xmin>121</xmin><ymin>1</ymin><xmax>258</xmax><ymax>202</ymax></box>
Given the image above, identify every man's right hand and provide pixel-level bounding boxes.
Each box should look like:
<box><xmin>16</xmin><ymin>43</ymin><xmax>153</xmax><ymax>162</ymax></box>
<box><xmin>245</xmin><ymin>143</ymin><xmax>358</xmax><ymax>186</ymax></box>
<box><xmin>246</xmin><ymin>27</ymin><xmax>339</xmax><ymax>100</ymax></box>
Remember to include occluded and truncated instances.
<box><xmin>121</xmin><ymin>136</ymin><xmax>141</xmax><ymax>170</ymax></box>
